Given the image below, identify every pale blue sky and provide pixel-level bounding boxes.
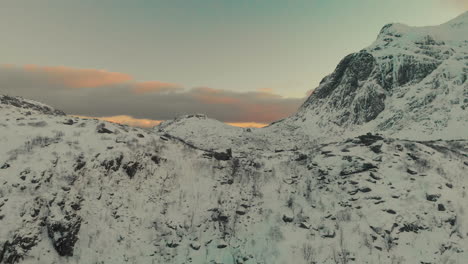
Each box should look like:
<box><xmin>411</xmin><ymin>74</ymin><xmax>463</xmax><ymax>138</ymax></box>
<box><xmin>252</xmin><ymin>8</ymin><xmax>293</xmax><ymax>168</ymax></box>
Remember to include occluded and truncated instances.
<box><xmin>0</xmin><ymin>0</ymin><xmax>465</xmax><ymax>98</ymax></box>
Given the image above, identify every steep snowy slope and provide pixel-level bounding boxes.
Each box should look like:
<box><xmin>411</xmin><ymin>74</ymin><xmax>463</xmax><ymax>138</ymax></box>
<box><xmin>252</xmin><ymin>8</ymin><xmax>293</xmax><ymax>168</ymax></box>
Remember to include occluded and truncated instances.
<box><xmin>282</xmin><ymin>11</ymin><xmax>468</xmax><ymax>140</ymax></box>
<box><xmin>157</xmin><ymin>12</ymin><xmax>467</xmax><ymax>152</ymax></box>
<box><xmin>1</xmin><ymin>97</ymin><xmax>468</xmax><ymax>264</ymax></box>
<box><xmin>1</xmin><ymin>12</ymin><xmax>468</xmax><ymax>264</ymax></box>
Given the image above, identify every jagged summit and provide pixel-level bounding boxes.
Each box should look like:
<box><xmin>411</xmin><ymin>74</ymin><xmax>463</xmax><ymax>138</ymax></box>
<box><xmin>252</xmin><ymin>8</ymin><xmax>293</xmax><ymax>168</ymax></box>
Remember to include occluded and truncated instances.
<box><xmin>158</xmin><ymin>13</ymin><xmax>467</xmax><ymax>148</ymax></box>
<box><xmin>276</xmin><ymin>12</ymin><xmax>468</xmax><ymax>141</ymax></box>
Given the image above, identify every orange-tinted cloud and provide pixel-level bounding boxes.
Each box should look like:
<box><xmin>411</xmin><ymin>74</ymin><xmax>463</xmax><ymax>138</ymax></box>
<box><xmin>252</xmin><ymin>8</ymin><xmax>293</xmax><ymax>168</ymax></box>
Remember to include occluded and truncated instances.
<box><xmin>132</xmin><ymin>81</ymin><xmax>182</xmax><ymax>94</ymax></box>
<box><xmin>23</xmin><ymin>65</ymin><xmax>133</xmax><ymax>88</ymax></box>
<box><xmin>227</xmin><ymin>122</ymin><xmax>268</xmax><ymax>128</ymax></box>
<box><xmin>73</xmin><ymin>115</ymin><xmax>267</xmax><ymax>129</ymax></box>
<box><xmin>73</xmin><ymin>115</ymin><xmax>162</xmax><ymax>128</ymax></box>
<box><xmin>2</xmin><ymin>64</ymin><xmax>305</xmax><ymax>125</ymax></box>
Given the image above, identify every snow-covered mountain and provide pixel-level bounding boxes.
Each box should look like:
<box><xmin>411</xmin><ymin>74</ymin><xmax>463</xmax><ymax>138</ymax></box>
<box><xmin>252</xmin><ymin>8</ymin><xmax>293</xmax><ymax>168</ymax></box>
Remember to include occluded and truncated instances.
<box><xmin>281</xmin><ymin>11</ymin><xmax>468</xmax><ymax>140</ymax></box>
<box><xmin>158</xmin><ymin>12</ymin><xmax>467</xmax><ymax>151</ymax></box>
<box><xmin>1</xmin><ymin>12</ymin><xmax>468</xmax><ymax>264</ymax></box>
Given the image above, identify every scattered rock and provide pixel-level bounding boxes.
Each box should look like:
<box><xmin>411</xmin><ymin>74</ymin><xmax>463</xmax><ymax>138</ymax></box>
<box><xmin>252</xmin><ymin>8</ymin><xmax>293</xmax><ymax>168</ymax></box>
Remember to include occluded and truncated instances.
<box><xmin>319</xmin><ymin>227</ymin><xmax>335</xmax><ymax>238</ymax></box>
<box><xmin>282</xmin><ymin>213</ymin><xmax>294</xmax><ymax>223</ymax></box>
<box><xmin>235</xmin><ymin>208</ymin><xmax>247</xmax><ymax>215</ymax></box>
<box><xmin>0</xmin><ymin>233</ymin><xmax>39</xmax><ymax>263</ymax></box>
<box><xmin>47</xmin><ymin>216</ymin><xmax>82</xmax><ymax>256</ymax></box>
<box><xmin>166</xmin><ymin>241</ymin><xmax>179</xmax><ymax>248</ymax></box>
<box><xmin>63</xmin><ymin>119</ymin><xmax>74</xmax><ymax>125</ymax></box>
<box><xmin>123</xmin><ymin>162</ymin><xmax>140</xmax><ymax>179</ymax></box>
<box><xmin>438</xmin><ymin>204</ymin><xmax>446</xmax><ymax>211</ymax></box>
<box><xmin>205</xmin><ymin>149</ymin><xmax>232</xmax><ymax>161</ymax></box>
<box><xmin>340</xmin><ymin>162</ymin><xmax>378</xmax><ymax>176</ymax></box>
<box><xmin>426</xmin><ymin>194</ymin><xmax>440</xmax><ymax>202</ymax></box>
<box><xmin>360</xmin><ymin>187</ymin><xmax>372</xmax><ymax>193</ymax></box>
<box><xmin>370</xmin><ymin>144</ymin><xmax>383</xmax><ymax>153</ymax></box>
<box><xmin>407</xmin><ymin>168</ymin><xmax>418</xmax><ymax>175</ymax></box>
<box><xmin>295</xmin><ymin>154</ymin><xmax>308</xmax><ymax>161</ymax></box>
<box><xmin>217</xmin><ymin>241</ymin><xmax>228</xmax><ymax>249</ymax></box>
<box><xmin>96</xmin><ymin>124</ymin><xmax>113</xmax><ymax>134</ymax></box>
<box><xmin>357</xmin><ymin>133</ymin><xmax>384</xmax><ymax>146</ymax></box>
<box><xmin>369</xmin><ymin>172</ymin><xmax>381</xmax><ymax>180</ymax></box>
<box><xmin>190</xmin><ymin>242</ymin><xmax>201</xmax><ymax>250</ymax></box>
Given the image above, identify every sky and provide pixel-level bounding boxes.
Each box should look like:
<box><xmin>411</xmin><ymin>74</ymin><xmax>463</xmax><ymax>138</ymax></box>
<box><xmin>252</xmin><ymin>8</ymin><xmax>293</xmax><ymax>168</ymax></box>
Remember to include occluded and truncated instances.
<box><xmin>0</xmin><ymin>0</ymin><xmax>466</xmax><ymax>127</ymax></box>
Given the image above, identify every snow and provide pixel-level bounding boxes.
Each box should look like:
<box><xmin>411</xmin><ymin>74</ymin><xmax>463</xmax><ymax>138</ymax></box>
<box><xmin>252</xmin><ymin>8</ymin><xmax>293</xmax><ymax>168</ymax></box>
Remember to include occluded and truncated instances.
<box><xmin>0</xmin><ymin>11</ymin><xmax>468</xmax><ymax>264</ymax></box>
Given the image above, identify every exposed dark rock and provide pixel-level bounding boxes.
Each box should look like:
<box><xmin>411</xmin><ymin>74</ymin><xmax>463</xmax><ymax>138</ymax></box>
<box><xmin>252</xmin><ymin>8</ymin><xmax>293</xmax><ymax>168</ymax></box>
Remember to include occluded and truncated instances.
<box><xmin>74</xmin><ymin>157</ymin><xmax>86</xmax><ymax>171</ymax></box>
<box><xmin>399</xmin><ymin>223</ymin><xmax>427</xmax><ymax>233</ymax></box>
<box><xmin>438</xmin><ymin>204</ymin><xmax>446</xmax><ymax>211</ymax></box>
<box><xmin>166</xmin><ymin>241</ymin><xmax>179</xmax><ymax>248</ymax></box>
<box><xmin>1</xmin><ymin>163</ymin><xmax>10</xmax><ymax>169</ymax></box>
<box><xmin>370</xmin><ymin>144</ymin><xmax>383</xmax><ymax>154</ymax></box>
<box><xmin>282</xmin><ymin>214</ymin><xmax>294</xmax><ymax>223</ymax></box>
<box><xmin>360</xmin><ymin>187</ymin><xmax>372</xmax><ymax>193</ymax></box>
<box><xmin>426</xmin><ymin>194</ymin><xmax>440</xmax><ymax>202</ymax></box>
<box><xmin>407</xmin><ymin>169</ymin><xmax>418</xmax><ymax>175</ymax></box>
<box><xmin>0</xmin><ymin>233</ymin><xmax>39</xmax><ymax>264</ymax></box>
<box><xmin>123</xmin><ymin>162</ymin><xmax>141</xmax><ymax>179</ymax></box>
<box><xmin>101</xmin><ymin>154</ymin><xmax>124</xmax><ymax>172</ymax></box>
<box><xmin>210</xmin><ymin>209</ymin><xmax>229</xmax><ymax>223</ymax></box>
<box><xmin>63</xmin><ymin>119</ymin><xmax>74</xmax><ymax>125</ymax></box>
<box><xmin>340</xmin><ymin>162</ymin><xmax>378</xmax><ymax>176</ymax></box>
<box><xmin>385</xmin><ymin>209</ymin><xmax>397</xmax><ymax>214</ymax></box>
<box><xmin>407</xmin><ymin>153</ymin><xmax>419</xmax><ymax>161</ymax></box>
<box><xmin>217</xmin><ymin>242</ymin><xmax>228</xmax><ymax>249</ymax></box>
<box><xmin>136</xmin><ymin>133</ymin><xmax>144</xmax><ymax>138</ymax></box>
<box><xmin>189</xmin><ymin>242</ymin><xmax>201</xmax><ymax>250</ymax></box>
<box><xmin>205</xmin><ymin>149</ymin><xmax>232</xmax><ymax>161</ymax></box>
<box><xmin>369</xmin><ymin>172</ymin><xmax>382</xmax><ymax>180</ymax></box>
<box><xmin>358</xmin><ymin>133</ymin><xmax>384</xmax><ymax>146</ymax></box>
<box><xmin>151</xmin><ymin>155</ymin><xmax>164</xmax><ymax>165</ymax></box>
<box><xmin>46</xmin><ymin>216</ymin><xmax>82</xmax><ymax>256</ymax></box>
<box><xmin>96</xmin><ymin>124</ymin><xmax>113</xmax><ymax>134</ymax></box>
<box><xmin>295</xmin><ymin>154</ymin><xmax>308</xmax><ymax>161</ymax></box>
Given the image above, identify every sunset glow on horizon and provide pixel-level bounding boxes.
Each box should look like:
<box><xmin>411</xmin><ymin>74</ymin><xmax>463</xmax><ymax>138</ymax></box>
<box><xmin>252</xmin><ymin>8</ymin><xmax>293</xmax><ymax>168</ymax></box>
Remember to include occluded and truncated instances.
<box><xmin>0</xmin><ymin>1</ymin><xmax>465</xmax><ymax>126</ymax></box>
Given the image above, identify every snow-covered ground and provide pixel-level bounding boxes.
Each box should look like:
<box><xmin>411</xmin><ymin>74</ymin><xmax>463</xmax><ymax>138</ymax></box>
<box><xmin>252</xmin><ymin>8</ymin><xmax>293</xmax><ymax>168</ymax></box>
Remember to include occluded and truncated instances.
<box><xmin>1</xmin><ymin>11</ymin><xmax>468</xmax><ymax>264</ymax></box>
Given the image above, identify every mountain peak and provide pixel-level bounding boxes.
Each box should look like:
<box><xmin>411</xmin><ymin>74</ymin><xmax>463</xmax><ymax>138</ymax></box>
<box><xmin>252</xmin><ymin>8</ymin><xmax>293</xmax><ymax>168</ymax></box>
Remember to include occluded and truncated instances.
<box><xmin>277</xmin><ymin>13</ymin><xmax>468</xmax><ymax>140</ymax></box>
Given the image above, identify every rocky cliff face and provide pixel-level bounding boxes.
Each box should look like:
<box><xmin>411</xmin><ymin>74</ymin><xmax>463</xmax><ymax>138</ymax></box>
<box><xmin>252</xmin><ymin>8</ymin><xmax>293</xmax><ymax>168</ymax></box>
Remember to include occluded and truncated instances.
<box><xmin>281</xmin><ymin>11</ymin><xmax>468</xmax><ymax>140</ymax></box>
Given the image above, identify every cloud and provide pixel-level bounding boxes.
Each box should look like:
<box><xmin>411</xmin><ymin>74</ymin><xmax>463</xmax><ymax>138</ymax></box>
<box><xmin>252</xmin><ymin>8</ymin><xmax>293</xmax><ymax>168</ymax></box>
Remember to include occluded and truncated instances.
<box><xmin>23</xmin><ymin>65</ymin><xmax>133</xmax><ymax>88</ymax></box>
<box><xmin>74</xmin><ymin>115</ymin><xmax>267</xmax><ymax>129</ymax></box>
<box><xmin>74</xmin><ymin>115</ymin><xmax>163</xmax><ymax>128</ymax></box>
<box><xmin>0</xmin><ymin>64</ymin><xmax>305</xmax><ymax>125</ymax></box>
<box><xmin>226</xmin><ymin>122</ymin><xmax>268</xmax><ymax>128</ymax></box>
<box><xmin>132</xmin><ymin>81</ymin><xmax>182</xmax><ymax>94</ymax></box>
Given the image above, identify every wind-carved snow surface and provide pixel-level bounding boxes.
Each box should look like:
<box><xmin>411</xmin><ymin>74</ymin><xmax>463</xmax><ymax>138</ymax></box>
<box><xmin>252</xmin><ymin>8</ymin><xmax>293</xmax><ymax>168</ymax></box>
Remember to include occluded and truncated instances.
<box><xmin>0</xmin><ymin>12</ymin><xmax>468</xmax><ymax>264</ymax></box>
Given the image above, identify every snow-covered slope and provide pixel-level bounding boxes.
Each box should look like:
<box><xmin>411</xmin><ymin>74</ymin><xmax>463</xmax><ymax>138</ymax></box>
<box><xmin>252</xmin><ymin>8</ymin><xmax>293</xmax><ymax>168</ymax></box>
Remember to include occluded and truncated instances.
<box><xmin>1</xmin><ymin>98</ymin><xmax>467</xmax><ymax>264</ymax></box>
<box><xmin>280</xmin><ymin>11</ymin><xmax>468</xmax><ymax>140</ymax></box>
<box><xmin>157</xmin><ymin>13</ymin><xmax>467</xmax><ymax>152</ymax></box>
<box><xmin>1</xmin><ymin>12</ymin><xmax>468</xmax><ymax>264</ymax></box>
